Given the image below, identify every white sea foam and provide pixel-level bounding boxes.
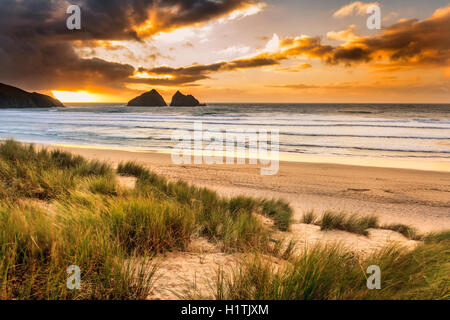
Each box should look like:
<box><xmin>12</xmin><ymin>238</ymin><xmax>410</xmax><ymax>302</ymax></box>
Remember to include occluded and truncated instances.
<box><xmin>0</xmin><ymin>103</ymin><xmax>449</xmax><ymax>160</ymax></box>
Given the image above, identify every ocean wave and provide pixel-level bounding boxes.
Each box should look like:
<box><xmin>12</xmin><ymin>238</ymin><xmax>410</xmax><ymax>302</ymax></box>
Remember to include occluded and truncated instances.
<box><xmin>1</xmin><ymin>104</ymin><xmax>449</xmax><ymax>160</ymax></box>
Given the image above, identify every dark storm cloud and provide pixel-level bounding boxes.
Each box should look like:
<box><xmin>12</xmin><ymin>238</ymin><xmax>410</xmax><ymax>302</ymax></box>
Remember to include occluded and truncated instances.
<box><xmin>0</xmin><ymin>0</ymin><xmax>261</xmax><ymax>40</ymax></box>
<box><xmin>0</xmin><ymin>0</ymin><xmax>261</xmax><ymax>90</ymax></box>
<box><xmin>0</xmin><ymin>36</ymin><xmax>135</xmax><ymax>90</ymax></box>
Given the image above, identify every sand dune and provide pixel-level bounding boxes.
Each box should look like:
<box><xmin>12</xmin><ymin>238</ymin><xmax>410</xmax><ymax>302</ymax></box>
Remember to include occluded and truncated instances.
<box><xmin>51</xmin><ymin>145</ymin><xmax>450</xmax><ymax>233</ymax></box>
<box><xmin>37</xmin><ymin>144</ymin><xmax>449</xmax><ymax>299</ymax></box>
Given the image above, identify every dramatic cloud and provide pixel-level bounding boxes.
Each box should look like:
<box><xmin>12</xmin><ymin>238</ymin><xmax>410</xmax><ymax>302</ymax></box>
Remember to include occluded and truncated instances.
<box><xmin>0</xmin><ymin>0</ymin><xmax>264</xmax><ymax>41</ymax></box>
<box><xmin>333</xmin><ymin>1</ymin><xmax>379</xmax><ymax>18</ymax></box>
<box><xmin>263</xmin><ymin>5</ymin><xmax>450</xmax><ymax>67</ymax></box>
<box><xmin>0</xmin><ymin>0</ymin><xmax>264</xmax><ymax>90</ymax></box>
<box><xmin>328</xmin><ymin>5</ymin><xmax>450</xmax><ymax>66</ymax></box>
<box><xmin>131</xmin><ymin>6</ymin><xmax>450</xmax><ymax>86</ymax></box>
<box><xmin>269</xmin><ymin>5</ymin><xmax>450</xmax><ymax>67</ymax></box>
<box><xmin>130</xmin><ymin>55</ymin><xmax>278</xmax><ymax>85</ymax></box>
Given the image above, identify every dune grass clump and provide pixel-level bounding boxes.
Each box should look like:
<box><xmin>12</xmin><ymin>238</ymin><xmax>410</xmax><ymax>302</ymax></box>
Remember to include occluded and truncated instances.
<box><xmin>117</xmin><ymin>161</ymin><xmax>149</xmax><ymax>178</ymax></box>
<box><xmin>124</xmin><ymin>165</ymin><xmax>271</xmax><ymax>252</ymax></box>
<box><xmin>215</xmin><ymin>245</ymin><xmax>357</xmax><ymax>300</ymax></box>
<box><xmin>50</xmin><ymin>149</ymin><xmax>112</xmax><ymax>177</ymax></box>
<box><xmin>381</xmin><ymin>223</ymin><xmax>420</xmax><ymax>240</ymax></box>
<box><xmin>228</xmin><ymin>196</ymin><xmax>258</xmax><ymax>215</ymax></box>
<box><xmin>0</xmin><ymin>203</ymin><xmax>156</xmax><ymax>300</ymax></box>
<box><xmin>222</xmin><ymin>211</ymin><xmax>270</xmax><ymax>252</ymax></box>
<box><xmin>0</xmin><ymin>140</ymin><xmax>113</xmax><ymax>200</ymax></box>
<box><xmin>423</xmin><ymin>230</ymin><xmax>450</xmax><ymax>244</ymax></box>
<box><xmin>318</xmin><ymin>211</ymin><xmax>379</xmax><ymax>236</ymax></box>
<box><xmin>301</xmin><ymin>210</ymin><xmax>317</xmax><ymax>224</ymax></box>
<box><xmin>118</xmin><ymin>161</ymin><xmax>293</xmax><ymax>250</ymax></box>
<box><xmin>88</xmin><ymin>175</ymin><xmax>119</xmax><ymax>196</ymax></box>
<box><xmin>103</xmin><ymin>198</ymin><xmax>196</xmax><ymax>254</ymax></box>
<box><xmin>118</xmin><ymin>161</ymin><xmax>293</xmax><ymax>231</ymax></box>
<box><xmin>362</xmin><ymin>240</ymin><xmax>450</xmax><ymax>299</ymax></box>
<box><xmin>258</xmin><ymin>198</ymin><xmax>293</xmax><ymax>231</ymax></box>
<box><xmin>214</xmin><ymin>238</ymin><xmax>450</xmax><ymax>300</ymax></box>
<box><xmin>313</xmin><ymin>210</ymin><xmax>421</xmax><ymax>240</ymax></box>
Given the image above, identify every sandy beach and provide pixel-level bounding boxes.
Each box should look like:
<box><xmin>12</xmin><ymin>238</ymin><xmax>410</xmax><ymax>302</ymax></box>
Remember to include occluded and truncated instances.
<box><xmin>29</xmin><ymin>144</ymin><xmax>447</xmax><ymax>299</ymax></box>
<box><xmin>47</xmin><ymin>144</ymin><xmax>450</xmax><ymax>233</ymax></box>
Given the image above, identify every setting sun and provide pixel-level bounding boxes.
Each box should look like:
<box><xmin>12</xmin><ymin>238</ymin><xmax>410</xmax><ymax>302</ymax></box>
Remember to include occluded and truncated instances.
<box><xmin>51</xmin><ymin>90</ymin><xmax>99</xmax><ymax>103</ymax></box>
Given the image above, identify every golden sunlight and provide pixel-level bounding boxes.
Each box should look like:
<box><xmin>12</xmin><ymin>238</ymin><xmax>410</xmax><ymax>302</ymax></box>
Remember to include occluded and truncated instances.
<box><xmin>52</xmin><ymin>90</ymin><xmax>101</xmax><ymax>103</ymax></box>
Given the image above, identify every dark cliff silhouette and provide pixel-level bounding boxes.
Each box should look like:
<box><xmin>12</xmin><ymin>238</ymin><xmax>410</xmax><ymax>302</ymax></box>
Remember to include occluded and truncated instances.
<box><xmin>170</xmin><ymin>91</ymin><xmax>205</xmax><ymax>107</ymax></box>
<box><xmin>127</xmin><ymin>89</ymin><xmax>167</xmax><ymax>107</ymax></box>
<box><xmin>0</xmin><ymin>83</ymin><xmax>64</xmax><ymax>108</ymax></box>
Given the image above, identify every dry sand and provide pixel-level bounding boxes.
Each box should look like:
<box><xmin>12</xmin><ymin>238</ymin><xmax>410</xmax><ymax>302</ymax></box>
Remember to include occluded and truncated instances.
<box><xmin>42</xmin><ymin>145</ymin><xmax>450</xmax><ymax>299</ymax></box>
<box><xmin>52</xmin><ymin>145</ymin><xmax>450</xmax><ymax>233</ymax></box>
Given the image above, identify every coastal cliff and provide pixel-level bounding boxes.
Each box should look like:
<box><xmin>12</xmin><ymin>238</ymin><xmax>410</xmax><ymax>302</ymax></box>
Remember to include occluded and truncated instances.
<box><xmin>127</xmin><ymin>89</ymin><xmax>167</xmax><ymax>107</ymax></box>
<box><xmin>170</xmin><ymin>91</ymin><xmax>204</xmax><ymax>107</ymax></box>
<box><xmin>0</xmin><ymin>83</ymin><xmax>64</xmax><ymax>108</ymax></box>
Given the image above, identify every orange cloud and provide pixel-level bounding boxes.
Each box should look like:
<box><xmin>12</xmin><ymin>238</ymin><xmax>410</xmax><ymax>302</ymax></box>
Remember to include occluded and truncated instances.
<box><xmin>277</xmin><ymin>63</ymin><xmax>312</xmax><ymax>73</ymax></box>
<box><xmin>130</xmin><ymin>55</ymin><xmax>279</xmax><ymax>86</ymax></box>
<box><xmin>129</xmin><ymin>5</ymin><xmax>450</xmax><ymax>87</ymax></box>
<box><xmin>135</xmin><ymin>0</ymin><xmax>265</xmax><ymax>38</ymax></box>
<box><xmin>327</xmin><ymin>25</ymin><xmax>360</xmax><ymax>42</ymax></box>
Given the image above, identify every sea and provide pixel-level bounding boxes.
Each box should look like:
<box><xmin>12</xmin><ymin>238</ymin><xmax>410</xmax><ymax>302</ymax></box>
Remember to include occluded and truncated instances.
<box><xmin>0</xmin><ymin>103</ymin><xmax>449</xmax><ymax>163</ymax></box>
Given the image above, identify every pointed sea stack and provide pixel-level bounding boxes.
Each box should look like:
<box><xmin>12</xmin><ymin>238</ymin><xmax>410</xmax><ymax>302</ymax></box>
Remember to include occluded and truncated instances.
<box><xmin>0</xmin><ymin>83</ymin><xmax>64</xmax><ymax>108</ymax></box>
<box><xmin>127</xmin><ymin>89</ymin><xmax>167</xmax><ymax>107</ymax></box>
<box><xmin>170</xmin><ymin>91</ymin><xmax>204</xmax><ymax>107</ymax></box>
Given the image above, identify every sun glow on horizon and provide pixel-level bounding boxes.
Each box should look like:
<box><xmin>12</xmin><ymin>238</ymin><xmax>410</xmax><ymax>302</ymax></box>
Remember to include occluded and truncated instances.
<box><xmin>52</xmin><ymin>90</ymin><xmax>102</xmax><ymax>103</ymax></box>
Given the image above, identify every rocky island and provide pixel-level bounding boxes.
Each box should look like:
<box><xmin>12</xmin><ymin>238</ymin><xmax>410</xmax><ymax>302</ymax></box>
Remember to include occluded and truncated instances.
<box><xmin>127</xmin><ymin>89</ymin><xmax>167</xmax><ymax>107</ymax></box>
<box><xmin>0</xmin><ymin>83</ymin><xmax>64</xmax><ymax>108</ymax></box>
<box><xmin>170</xmin><ymin>91</ymin><xmax>205</xmax><ymax>107</ymax></box>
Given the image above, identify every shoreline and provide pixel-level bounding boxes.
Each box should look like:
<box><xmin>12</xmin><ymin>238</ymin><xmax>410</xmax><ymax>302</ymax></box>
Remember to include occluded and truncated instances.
<box><xmin>49</xmin><ymin>142</ymin><xmax>450</xmax><ymax>173</ymax></box>
<box><xmin>40</xmin><ymin>142</ymin><xmax>450</xmax><ymax>233</ymax></box>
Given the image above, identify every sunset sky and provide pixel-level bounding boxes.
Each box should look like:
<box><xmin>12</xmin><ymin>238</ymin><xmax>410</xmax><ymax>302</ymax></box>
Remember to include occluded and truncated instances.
<box><xmin>0</xmin><ymin>0</ymin><xmax>449</xmax><ymax>103</ymax></box>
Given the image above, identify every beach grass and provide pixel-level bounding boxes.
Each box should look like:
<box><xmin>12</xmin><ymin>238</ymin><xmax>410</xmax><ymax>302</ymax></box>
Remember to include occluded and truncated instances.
<box><xmin>301</xmin><ymin>210</ymin><xmax>318</xmax><ymax>224</ymax></box>
<box><xmin>118</xmin><ymin>160</ymin><xmax>293</xmax><ymax>250</ymax></box>
<box><xmin>258</xmin><ymin>198</ymin><xmax>293</xmax><ymax>231</ymax></box>
<box><xmin>0</xmin><ymin>141</ymin><xmax>290</xmax><ymax>298</ymax></box>
<box><xmin>0</xmin><ymin>141</ymin><xmax>159</xmax><ymax>299</ymax></box>
<box><xmin>310</xmin><ymin>210</ymin><xmax>421</xmax><ymax>240</ymax></box>
<box><xmin>380</xmin><ymin>223</ymin><xmax>421</xmax><ymax>240</ymax></box>
<box><xmin>214</xmin><ymin>240</ymin><xmax>449</xmax><ymax>300</ymax></box>
<box><xmin>318</xmin><ymin>211</ymin><xmax>379</xmax><ymax>236</ymax></box>
<box><xmin>0</xmin><ymin>202</ymin><xmax>157</xmax><ymax>299</ymax></box>
<box><xmin>0</xmin><ymin>140</ymin><xmax>448</xmax><ymax>300</ymax></box>
<box><xmin>117</xmin><ymin>161</ymin><xmax>149</xmax><ymax>178</ymax></box>
<box><xmin>423</xmin><ymin>230</ymin><xmax>450</xmax><ymax>243</ymax></box>
<box><xmin>104</xmin><ymin>198</ymin><xmax>196</xmax><ymax>254</ymax></box>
